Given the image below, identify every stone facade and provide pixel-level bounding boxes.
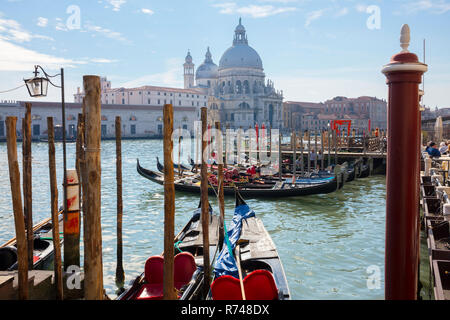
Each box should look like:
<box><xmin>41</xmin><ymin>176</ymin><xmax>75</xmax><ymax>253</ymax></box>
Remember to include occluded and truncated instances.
<box><xmin>283</xmin><ymin>96</ymin><xmax>387</xmax><ymax>133</ymax></box>
<box><xmin>0</xmin><ymin>101</ymin><xmax>197</xmax><ymax>140</ymax></box>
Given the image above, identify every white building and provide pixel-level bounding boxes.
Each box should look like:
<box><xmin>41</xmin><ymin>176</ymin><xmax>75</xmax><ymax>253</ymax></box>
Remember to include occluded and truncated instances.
<box><xmin>74</xmin><ymin>18</ymin><xmax>284</xmax><ymax>130</ymax></box>
<box><xmin>0</xmin><ymin>101</ymin><xmax>197</xmax><ymax>140</ymax></box>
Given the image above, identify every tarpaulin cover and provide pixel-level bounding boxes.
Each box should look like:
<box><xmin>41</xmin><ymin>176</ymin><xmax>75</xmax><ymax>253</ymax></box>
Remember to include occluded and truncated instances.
<box><xmin>213</xmin><ymin>203</ymin><xmax>255</xmax><ymax>279</ymax></box>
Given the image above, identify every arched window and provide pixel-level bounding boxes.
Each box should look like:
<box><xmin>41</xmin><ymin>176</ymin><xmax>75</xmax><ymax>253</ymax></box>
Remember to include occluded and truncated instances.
<box><xmin>243</xmin><ymin>80</ymin><xmax>250</xmax><ymax>94</ymax></box>
<box><xmin>239</xmin><ymin>102</ymin><xmax>250</xmax><ymax>109</ymax></box>
<box><xmin>236</xmin><ymin>80</ymin><xmax>242</xmax><ymax>94</ymax></box>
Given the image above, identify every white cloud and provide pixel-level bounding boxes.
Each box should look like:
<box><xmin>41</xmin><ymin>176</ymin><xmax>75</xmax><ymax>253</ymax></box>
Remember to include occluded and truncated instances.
<box><xmin>85</xmin><ymin>24</ymin><xmax>128</xmax><ymax>43</ymax></box>
<box><xmin>0</xmin><ymin>38</ymin><xmax>83</xmax><ymax>71</ymax></box>
<box><xmin>213</xmin><ymin>3</ymin><xmax>297</xmax><ymax>18</ymax></box>
<box><xmin>305</xmin><ymin>9</ymin><xmax>325</xmax><ymax>27</ymax></box>
<box><xmin>37</xmin><ymin>17</ymin><xmax>48</xmax><ymax>27</ymax></box>
<box><xmin>0</xmin><ymin>16</ymin><xmax>53</xmax><ymax>42</ymax></box>
<box><xmin>335</xmin><ymin>7</ymin><xmax>349</xmax><ymax>17</ymax></box>
<box><xmin>404</xmin><ymin>0</ymin><xmax>450</xmax><ymax>14</ymax></box>
<box><xmin>121</xmin><ymin>58</ymin><xmax>183</xmax><ymax>88</ymax></box>
<box><xmin>90</xmin><ymin>58</ymin><xmax>119</xmax><ymax>63</ymax></box>
<box><xmin>106</xmin><ymin>0</ymin><xmax>127</xmax><ymax>12</ymax></box>
<box><xmin>141</xmin><ymin>8</ymin><xmax>154</xmax><ymax>15</ymax></box>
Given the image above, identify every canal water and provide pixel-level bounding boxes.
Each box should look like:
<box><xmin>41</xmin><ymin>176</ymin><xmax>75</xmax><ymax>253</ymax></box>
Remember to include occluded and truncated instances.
<box><xmin>0</xmin><ymin>139</ymin><xmax>387</xmax><ymax>299</ymax></box>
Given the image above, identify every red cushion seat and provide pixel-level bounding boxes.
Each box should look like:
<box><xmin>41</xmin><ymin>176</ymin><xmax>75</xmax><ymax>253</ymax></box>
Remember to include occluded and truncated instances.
<box><xmin>136</xmin><ymin>252</ymin><xmax>196</xmax><ymax>300</ymax></box>
<box><xmin>211</xmin><ymin>269</ymin><xmax>278</xmax><ymax>300</ymax></box>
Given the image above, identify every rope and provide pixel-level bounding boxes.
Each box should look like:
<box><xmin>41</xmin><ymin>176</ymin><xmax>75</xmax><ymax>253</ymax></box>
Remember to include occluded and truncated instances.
<box><xmin>0</xmin><ymin>84</ymin><xmax>25</xmax><ymax>94</ymax></box>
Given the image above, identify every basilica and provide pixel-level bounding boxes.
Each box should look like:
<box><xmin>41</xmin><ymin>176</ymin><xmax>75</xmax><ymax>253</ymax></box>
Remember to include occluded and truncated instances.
<box><xmin>184</xmin><ymin>18</ymin><xmax>284</xmax><ymax>129</ymax></box>
<box><xmin>70</xmin><ymin>19</ymin><xmax>284</xmax><ymax>136</ymax></box>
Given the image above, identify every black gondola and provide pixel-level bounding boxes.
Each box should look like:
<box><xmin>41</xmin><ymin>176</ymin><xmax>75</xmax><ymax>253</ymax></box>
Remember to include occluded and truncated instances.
<box><xmin>156</xmin><ymin>156</ymin><xmax>191</xmax><ymax>173</ymax></box>
<box><xmin>137</xmin><ymin>159</ymin><xmax>343</xmax><ymax>198</ymax></box>
<box><xmin>0</xmin><ymin>214</ymin><xmax>63</xmax><ymax>271</ymax></box>
<box><xmin>209</xmin><ymin>191</ymin><xmax>290</xmax><ymax>300</ymax></box>
<box><xmin>117</xmin><ymin>203</ymin><xmax>220</xmax><ymax>300</ymax></box>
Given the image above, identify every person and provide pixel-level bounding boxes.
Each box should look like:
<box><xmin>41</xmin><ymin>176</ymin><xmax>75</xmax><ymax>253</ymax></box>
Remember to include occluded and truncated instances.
<box><xmin>439</xmin><ymin>141</ymin><xmax>448</xmax><ymax>154</ymax></box>
<box><xmin>426</xmin><ymin>142</ymin><xmax>441</xmax><ymax>158</ymax></box>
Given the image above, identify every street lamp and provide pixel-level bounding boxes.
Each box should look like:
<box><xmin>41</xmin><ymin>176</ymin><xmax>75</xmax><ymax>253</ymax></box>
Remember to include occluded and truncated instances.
<box><xmin>24</xmin><ymin>65</ymin><xmax>68</xmax><ymax>255</ymax></box>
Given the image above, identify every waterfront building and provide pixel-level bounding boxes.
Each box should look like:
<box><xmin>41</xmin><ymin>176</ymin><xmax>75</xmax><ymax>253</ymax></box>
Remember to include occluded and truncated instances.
<box><xmin>0</xmin><ymin>101</ymin><xmax>197</xmax><ymax>140</ymax></box>
<box><xmin>283</xmin><ymin>96</ymin><xmax>387</xmax><ymax>133</ymax></box>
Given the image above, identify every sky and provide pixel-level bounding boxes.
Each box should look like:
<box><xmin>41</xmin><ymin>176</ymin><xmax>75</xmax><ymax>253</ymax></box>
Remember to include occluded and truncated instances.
<box><xmin>0</xmin><ymin>0</ymin><xmax>449</xmax><ymax>108</ymax></box>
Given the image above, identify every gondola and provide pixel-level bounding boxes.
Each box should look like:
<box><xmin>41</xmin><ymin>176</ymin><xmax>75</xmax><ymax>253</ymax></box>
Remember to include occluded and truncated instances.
<box><xmin>358</xmin><ymin>162</ymin><xmax>370</xmax><ymax>178</ymax></box>
<box><xmin>209</xmin><ymin>191</ymin><xmax>290</xmax><ymax>300</ymax></box>
<box><xmin>345</xmin><ymin>164</ymin><xmax>356</xmax><ymax>182</ymax></box>
<box><xmin>156</xmin><ymin>156</ymin><xmax>191</xmax><ymax>173</ymax></box>
<box><xmin>0</xmin><ymin>214</ymin><xmax>63</xmax><ymax>271</ymax></box>
<box><xmin>137</xmin><ymin>159</ymin><xmax>343</xmax><ymax>198</ymax></box>
<box><xmin>117</xmin><ymin>203</ymin><xmax>220</xmax><ymax>300</ymax></box>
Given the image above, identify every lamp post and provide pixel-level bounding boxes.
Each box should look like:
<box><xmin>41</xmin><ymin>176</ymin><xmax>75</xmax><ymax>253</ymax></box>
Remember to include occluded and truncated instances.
<box><xmin>25</xmin><ymin>66</ymin><xmax>72</xmax><ymax>269</ymax></box>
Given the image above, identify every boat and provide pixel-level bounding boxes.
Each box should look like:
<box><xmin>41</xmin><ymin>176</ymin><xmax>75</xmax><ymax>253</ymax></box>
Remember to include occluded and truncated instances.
<box><xmin>156</xmin><ymin>156</ymin><xmax>191</xmax><ymax>173</ymax></box>
<box><xmin>209</xmin><ymin>191</ymin><xmax>290</xmax><ymax>300</ymax></box>
<box><xmin>137</xmin><ymin>159</ymin><xmax>343</xmax><ymax>198</ymax></box>
<box><xmin>0</xmin><ymin>214</ymin><xmax>63</xmax><ymax>271</ymax></box>
<box><xmin>117</xmin><ymin>203</ymin><xmax>220</xmax><ymax>300</ymax></box>
<box><xmin>358</xmin><ymin>161</ymin><xmax>370</xmax><ymax>178</ymax></box>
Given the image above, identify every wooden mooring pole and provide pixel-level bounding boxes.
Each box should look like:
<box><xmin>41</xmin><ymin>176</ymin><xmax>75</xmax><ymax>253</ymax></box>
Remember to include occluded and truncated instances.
<box><xmin>6</xmin><ymin>117</ymin><xmax>28</xmax><ymax>300</ymax></box>
<box><xmin>83</xmin><ymin>75</ymin><xmax>104</xmax><ymax>300</ymax></box>
<box><xmin>162</xmin><ymin>104</ymin><xmax>177</xmax><ymax>300</ymax></box>
<box><xmin>200</xmin><ymin>107</ymin><xmax>211</xmax><ymax>297</ymax></box>
<box><xmin>115</xmin><ymin>116</ymin><xmax>125</xmax><ymax>289</ymax></box>
<box><xmin>292</xmin><ymin>130</ymin><xmax>297</xmax><ymax>184</ymax></box>
<box><xmin>47</xmin><ymin>117</ymin><xmax>64</xmax><ymax>300</ymax></box>
<box><xmin>216</xmin><ymin>122</ymin><xmax>225</xmax><ymax>251</ymax></box>
<box><xmin>22</xmin><ymin>102</ymin><xmax>33</xmax><ymax>268</ymax></box>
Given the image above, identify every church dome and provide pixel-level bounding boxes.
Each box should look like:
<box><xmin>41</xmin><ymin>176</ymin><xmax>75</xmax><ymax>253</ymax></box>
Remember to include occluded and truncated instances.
<box><xmin>219</xmin><ymin>19</ymin><xmax>263</xmax><ymax>71</ymax></box>
<box><xmin>196</xmin><ymin>47</ymin><xmax>218</xmax><ymax>79</ymax></box>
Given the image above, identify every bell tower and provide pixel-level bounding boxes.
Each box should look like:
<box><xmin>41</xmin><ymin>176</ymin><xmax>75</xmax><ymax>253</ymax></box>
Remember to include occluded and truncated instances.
<box><xmin>183</xmin><ymin>50</ymin><xmax>195</xmax><ymax>89</ymax></box>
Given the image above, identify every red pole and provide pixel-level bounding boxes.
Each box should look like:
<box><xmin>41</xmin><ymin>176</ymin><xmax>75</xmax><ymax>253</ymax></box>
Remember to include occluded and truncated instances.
<box><xmin>382</xmin><ymin>24</ymin><xmax>427</xmax><ymax>300</ymax></box>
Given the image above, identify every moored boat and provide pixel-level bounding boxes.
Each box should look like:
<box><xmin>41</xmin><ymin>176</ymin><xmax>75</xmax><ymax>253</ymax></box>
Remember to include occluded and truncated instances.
<box><xmin>137</xmin><ymin>159</ymin><xmax>343</xmax><ymax>198</ymax></box>
<box><xmin>209</xmin><ymin>191</ymin><xmax>290</xmax><ymax>300</ymax></box>
<box><xmin>117</xmin><ymin>204</ymin><xmax>220</xmax><ymax>300</ymax></box>
<box><xmin>0</xmin><ymin>214</ymin><xmax>63</xmax><ymax>271</ymax></box>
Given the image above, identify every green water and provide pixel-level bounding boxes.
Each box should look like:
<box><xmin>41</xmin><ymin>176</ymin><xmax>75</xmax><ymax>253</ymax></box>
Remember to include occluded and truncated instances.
<box><xmin>0</xmin><ymin>139</ymin><xmax>388</xmax><ymax>299</ymax></box>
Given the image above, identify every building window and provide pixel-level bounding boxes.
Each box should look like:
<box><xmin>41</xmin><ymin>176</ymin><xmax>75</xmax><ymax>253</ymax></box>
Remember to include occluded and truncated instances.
<box><xmin>148</xmin><ymin>99</ymin><xmax>151</xmax><ymax>104</ymax></box>
<box><xmin>158</xmin><ymin>92</ymin><xmax>161</xmax><ymax>95</ymax></box>
<box><xmin>179</xmin><ymin>101</ymin><xmax>181</xmax><ymax>106</ymax></box>
<box><xmin>130</xmin><ymin>116</ymin><xmax>137</xmax><ymax>121</ymax></box>
<box><xmin>101</xmin><ymin>115</ymin><xmax>108</xmax><ymax>121</ymax></box>
<box><xmin>0</xmin><ymin>121</ymin><xmax>4</xmax><ymax>137</ymax></box>
<box><xmin>122</xmin><ymin>98</ymin><xmax>125</xmax><ymax>104</ymax></box>
<box><xmin>130</xmin><ymin>92</ymin><xmax>133</xmax><ymax>96</ymax></box>
<box><xmin>164</xmin><ymin>92</ymin><xmax>167</xmax><ymax>96</ymax></box>
<box><xmin>158</xmin><ymin>99</ymin><xmax>161</xmax><ymax>104</ymax></box>
<box><xmin>101</xmin><ymin>125</ymin><xmax>107</xmax><ymax>137</ymax></box>
<box><xmin>131</xmin><ymin>124</ymin><xmax>136</xmax><ymax>135</ymax></box>
<box><xmin>33</xmin><ymin>124</ymin><xmax>40</xmax><ymax>136</ymax></box>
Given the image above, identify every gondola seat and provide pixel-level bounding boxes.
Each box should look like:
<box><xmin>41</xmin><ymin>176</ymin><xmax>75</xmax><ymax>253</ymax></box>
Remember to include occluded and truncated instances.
<box><xmin>136</xmin><ymin>255</ymin><xmax>164</xmax><ymax>300</ymax></box>
<box><xmin>136</xmin><ymin>252</ymin><xmax>196</xmax><ymax>300</ymax></box>
<box><xmin>211</xmin><ymin>270</ymin><xmax>279</xmax><ymax>300</ymax></box>
<box><xmin>174</xmin><ymin>252</ymin><xmax>197</xmax><ymax>290</ymax></box>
